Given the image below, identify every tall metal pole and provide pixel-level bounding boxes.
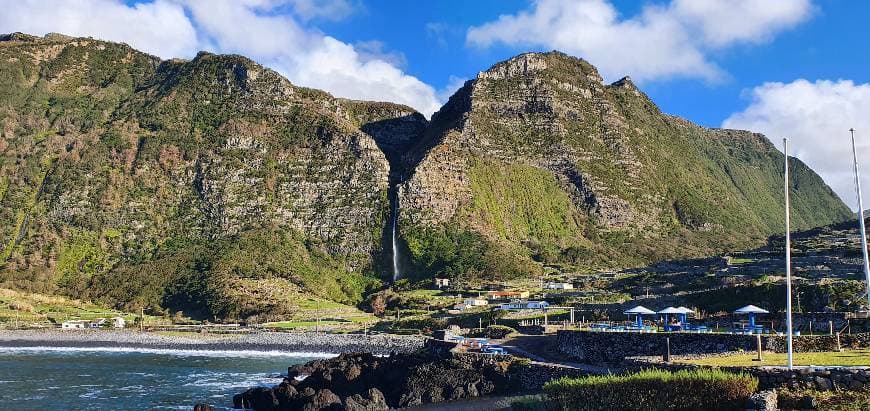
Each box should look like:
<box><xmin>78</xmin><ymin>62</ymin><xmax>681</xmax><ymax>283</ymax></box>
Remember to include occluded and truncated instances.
<box><xmin>851</xmin><ymin>128</ymin><xmax>870</xmax><ymax>311</ymax></box>
<box><xmin>783</xmin><ymin>138</ymin><xmax>794</xmax><ymax>370</ymax></box>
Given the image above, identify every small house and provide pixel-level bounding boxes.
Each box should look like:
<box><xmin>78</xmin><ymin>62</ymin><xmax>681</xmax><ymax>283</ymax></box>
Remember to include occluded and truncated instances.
<box><xmin>526</xmin><ymin>300</ymin><xmax>550</xmax><ymax>309</ymax></box>
<box><xmin>545</xmin><ymin>282</ymin><xmax>574</xmax><ymax>290</ymax></box>
<box><xmin>61</xmin><ymin>320</ymin><xmax>89</xmax><ymax>329</ymax></box>
<box><xmin>499</xmin><ymin>300</ymin><xmax>550</xmax><ymax>310</ymax></box>
<box><xmin>454</xmin><ymin>298</ymin><xmax>488</xmax><ymax>311</ymax></box>
<box><xmin>90</xmin><ymin>318</ymin><xmax>107</xmax><ymax>328</ymax></box>
<box><xmin>435</xmin><ymin>278</ymin><xmax>450</xmax><ymax>288</ymax></box>
<box><xmin>112</xmin><ymin>317</ymin><xmax>126</xmax><ymax>328</ymax></box>
<box><xmin>464</xmin><ymin>298</ymin><xmax>488</xmax><ymax>307</ymax></box>
<box><xmin>486</xmin><ymin>290</ymin><xmax>530</xmax><ymax>300</ymax></box>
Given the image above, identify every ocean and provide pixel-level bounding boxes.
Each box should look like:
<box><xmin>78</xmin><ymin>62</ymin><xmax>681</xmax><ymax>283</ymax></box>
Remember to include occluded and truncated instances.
<box><xmin>0</xmin><ymin>346</ymin><xmax>328</xmax><ymax>410</ymax></box>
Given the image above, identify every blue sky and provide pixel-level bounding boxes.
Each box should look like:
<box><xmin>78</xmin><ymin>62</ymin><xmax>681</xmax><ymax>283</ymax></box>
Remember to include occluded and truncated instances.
<box><xmin>316</xmin><ymin>0</ymin><xmax>870</xmax><ymax>127</ymax></box>
<box><xmin>3</xmin><ymin>0</ymin><xmax>870</xmax><ymax>206</ymax></box>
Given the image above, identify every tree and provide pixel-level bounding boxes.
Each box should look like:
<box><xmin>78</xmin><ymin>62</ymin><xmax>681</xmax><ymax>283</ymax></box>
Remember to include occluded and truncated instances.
<box><xmin>370</xmin><ymin>293</ymin><xmax>386</xmax><ymax>317</ymax></box>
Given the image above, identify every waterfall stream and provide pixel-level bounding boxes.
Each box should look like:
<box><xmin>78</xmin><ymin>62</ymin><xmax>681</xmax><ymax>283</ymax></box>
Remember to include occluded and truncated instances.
<box><xmin>390</xmin><ymin>183</ymin><xmax>401</xmax><ymax>281</ymax></box>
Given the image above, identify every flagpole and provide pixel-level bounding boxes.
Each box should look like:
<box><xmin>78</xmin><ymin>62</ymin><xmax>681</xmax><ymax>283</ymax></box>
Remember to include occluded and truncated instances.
<box><xmin>783</xmin><ymin>138</ymin><xmax>794</xmax><ymax>370</ymax></box>
<box><xmin>850</xmin><ymin>128</ymin><xmax>870</xmax><ymax>310</ymax></box>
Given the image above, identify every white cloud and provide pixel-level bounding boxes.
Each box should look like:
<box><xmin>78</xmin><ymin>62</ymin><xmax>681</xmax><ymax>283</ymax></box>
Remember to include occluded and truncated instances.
<box><xmin>0</xmin><ymin>0</ymin><xmax>199</xmax><ymax>58</ymax></box>
<box><xmin>353</xmin><ymin>40</ymin><xmax>408</xmax><ymax>68</ymax></box>
<box><xmin>723</xmin><ymin>79</ymin><xmax>870</xmax><ymax>207</ymax></box>
<box><xmin>437</xmin><ymin>75</ymin><xmax>469</xmax><ymax>102</ymax></box>
<box><xmin>0</xmin><ymin>0</ymin><xmax>442</xmax><ymax>116</ymax></box>
<box><xmin>671</xmin><ymin>0</ymin><xmax>813</xmax><ymax>47</ymax></box>
<box><xmin>467</xmin><ymin>0</ymin><xmax>812</xmax><ymax>82</ymax></box>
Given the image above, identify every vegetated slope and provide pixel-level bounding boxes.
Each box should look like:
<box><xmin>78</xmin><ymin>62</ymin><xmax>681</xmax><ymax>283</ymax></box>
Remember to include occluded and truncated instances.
<box><xmin>0</xmin><ymin>33</ymin><xmax>425</xmax><ymax>320</ymax></box>
<box><xmin>397</xmin><ymin>52</ymin><xmax>851</xmax><ymax>282</ymax></box>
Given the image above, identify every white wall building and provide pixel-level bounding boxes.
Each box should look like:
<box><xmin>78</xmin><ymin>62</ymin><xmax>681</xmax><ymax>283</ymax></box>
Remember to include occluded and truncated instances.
<box><xmin>464</xmin><ymin>298</ymin><xmax>488</xmax><ymax>307</ymax></box>
<box><xmin>61</xmin><ymin>320</ymin><xmax>88</xmax><ymax>329</ymax></box>
<box><xmin>499</xmin><ymin>300</ymin><xmax>550</xmax><ymax>310</ymax></box>
<box><xmin>545</xmin><ymin>282</ymin><xmax>574</xmax><ymax>290</ymax></box>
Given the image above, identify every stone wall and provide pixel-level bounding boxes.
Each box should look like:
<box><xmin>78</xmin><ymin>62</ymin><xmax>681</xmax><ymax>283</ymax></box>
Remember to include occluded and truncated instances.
<box><xmin>765</xmin><ymin>332</ymin><xmax>870</xmax><ymax>352</ymax></box>
<box><xmin>508</xmin><ymin>363</ymin><xmax>587</xmax><ymax>391</ymax></box>
<box><xmin>424</xmin><ymin>338</ymin><xmax>458</xmax><ymax>357</ymax></box>
<box><xmin>556</xmin><ymin>331</ymin><xmax>757</xmax><ymax>363</ymax></box>
<box><xmin>747</xmin><ymin>366</ymin><xmax>870</xmax><ymax>391</ymax></box>
<box><xmin>556</xmin><ymin>330</ymin><xmax>870</xmax><ymax>364</ymax></box>
<box><xmin>629</xmin><ymin>360</ymin><xmax>870</xmax><ymax>392</ymax></box>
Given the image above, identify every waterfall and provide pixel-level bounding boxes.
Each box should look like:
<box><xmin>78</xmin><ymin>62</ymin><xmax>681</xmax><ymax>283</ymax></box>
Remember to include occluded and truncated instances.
<box><xmin>390</xmin><ymin>184</ymin><xmax>401</xmax><ymax>281</ymax></box>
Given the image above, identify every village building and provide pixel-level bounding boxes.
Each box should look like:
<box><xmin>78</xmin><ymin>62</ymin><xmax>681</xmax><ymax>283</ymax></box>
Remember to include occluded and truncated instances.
<box><xmin>60</xmin><ymin>320</ymin><xmax>89</xmax><ymax>329</ymax></box>
<box><xmin>545</xmin><ymin>282</ymin><xmax>574</xmax><ymax>290</ymax></box>
<box><xmin>499</xmin><ymin>300</ymin><xmax>550</xmax><ymax>310</ymax></box>
<box><xmin>486</xmin><ymin>290</ymin><xmax>530</xmax><ymax>300</ymax></box>
<box><xmin>434</xmin><ymin>278</ymin><xmax>450</xmax><ymax>288</ymax></box>
<box><xmin>453</xmin><ymin>297</ymin><xmax>488</xmax><ymax>311</ymax></box>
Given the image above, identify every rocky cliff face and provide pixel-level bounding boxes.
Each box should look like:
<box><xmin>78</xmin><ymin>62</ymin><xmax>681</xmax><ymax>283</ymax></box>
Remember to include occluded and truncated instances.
<box><xmin>0</xmin><ymin>34</ymin><xmax>402</xmax><ymax>316</ymax></box>
<box><xmin>398</xmin><ymin>52</ymin><xmax>851</xmax><ymax>278</ymax></box>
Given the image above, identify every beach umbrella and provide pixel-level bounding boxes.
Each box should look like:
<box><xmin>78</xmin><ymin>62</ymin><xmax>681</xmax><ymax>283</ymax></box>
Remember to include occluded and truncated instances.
<box><xmin>676</xmin><ymin>306</ymin><xmax>694</xmax><ymax>323</ymax></box>
<box><xmin>734</xmin><ymin>305</ymin><xmax>769</xmax><ymax>327</ymax></box>
<box><xmin>657</xmin><ymin>307</ymin><xmax>682</xmax><ymax>325</ymax></box>
<box><xmin>624</xmin><ymin>305</ymin><xmax>655</xmax><ymax>328</ymax></box>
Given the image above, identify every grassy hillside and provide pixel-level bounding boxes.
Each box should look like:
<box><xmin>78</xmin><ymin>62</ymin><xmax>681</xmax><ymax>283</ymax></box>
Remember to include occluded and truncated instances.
<box><xmin>398</xmin><ymin>52</ymin><xmax>850</xmax><ymax>281</ymax></box>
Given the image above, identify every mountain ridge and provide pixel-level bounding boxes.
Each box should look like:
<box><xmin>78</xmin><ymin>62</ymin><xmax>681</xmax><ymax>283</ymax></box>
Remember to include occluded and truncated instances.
<box><xmin>0</xmin><ymin>33</ymin><xmax>850</xmax><ymax>320</ymax></box>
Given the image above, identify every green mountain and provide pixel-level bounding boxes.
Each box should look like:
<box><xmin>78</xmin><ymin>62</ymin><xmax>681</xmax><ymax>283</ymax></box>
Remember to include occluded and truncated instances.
<box><xmin>0</xmin><ymin>35</ymin><xmax>850</xmax><ymax>320</ymax></box>
<box><xmin>0</xmin><ymin>33</ymin><xmax>424</xmax><ymax>319</ymax></box>
<box><xmin>396</xmin><ymin>52</ymin><xmax>851</xmax><ymax>282</ymax></box>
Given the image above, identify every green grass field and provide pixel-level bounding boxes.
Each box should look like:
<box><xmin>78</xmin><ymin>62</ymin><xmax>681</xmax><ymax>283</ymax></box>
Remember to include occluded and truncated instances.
<box><xmin>0</xmin><ymin>288</ymin><xmax>147</xmax><ymax>325</ymax></box>
<box><xmin>680</xmin><ymin>349</ymin><xmax>870</xmax><ymax>367</ymax></box>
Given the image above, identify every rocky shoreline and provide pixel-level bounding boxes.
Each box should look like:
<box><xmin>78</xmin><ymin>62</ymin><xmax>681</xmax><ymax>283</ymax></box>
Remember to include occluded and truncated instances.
<box><xmin>234</xmin><ymin>351</ymin><xmax>522</xmax><ymax>410</ymax></box>
<box><xmin>0</xmin><ymin>330</ymin><xmax>425</xmax><ymax>355</ymax></box>
<box><xmin>234</xmin><ymin>340</ymin><xmax>589</xmax><ymax>410</ymax></box>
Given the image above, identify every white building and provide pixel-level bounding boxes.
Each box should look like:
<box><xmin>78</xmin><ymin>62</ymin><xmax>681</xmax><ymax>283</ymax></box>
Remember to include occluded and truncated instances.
<box><xmin>545</xmin><ymin>282</ymin><xmax>574</xmax><ymax>290</ymax></box>
<box><xmin>464</xmin><ymin>298</ymin><xmax>488</xmax><ymax>307</ymax></box>
<box><xmin>112</xmin><ymin>317</ymin><xmax>126</xmax><ymax>328</ymax></box>
<box><xmin>435</xmin><ymin>278</ymin><xmax>450</xmax><ymax>288</ymax></box>
<box><xmin>61</xmin><ymin>320</ymin><xmax>88</xmax><ymax>329</ymax></box>
<box><xmin>454</xmin><ymin>298</ymin><xmax>488</xmax><ymax>311</ymax></box>
<box><xmin>499</xmin><ymin>300</ymin><xmax>550</xmax><ymax>310</ymax></box>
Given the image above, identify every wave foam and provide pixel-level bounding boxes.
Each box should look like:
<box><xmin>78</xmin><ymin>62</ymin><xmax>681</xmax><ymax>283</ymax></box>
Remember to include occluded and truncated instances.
<box><xmin>0</xmin><ymin>346</ymin><xmax>336</xmax><ymax>359</ymax></box>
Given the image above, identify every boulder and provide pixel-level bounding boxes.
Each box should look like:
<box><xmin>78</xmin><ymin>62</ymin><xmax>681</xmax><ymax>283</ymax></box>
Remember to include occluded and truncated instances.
<box><xmin>302</xmin><ymin>389</ymin><xmax>342</xmax><ymax>411</ymax></box>
<box><xmin>745</xmin><ymin>389</ymin><xmax>777</xmax><ymax>411</ymax></box>
<box><xmin>343</xmin><ymin>388</ymin><xmax>388</xmax><ymax>411</ymax></box>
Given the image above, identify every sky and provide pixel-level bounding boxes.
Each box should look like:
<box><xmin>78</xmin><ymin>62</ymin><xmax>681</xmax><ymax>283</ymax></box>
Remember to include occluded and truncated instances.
<box><xmin>3</xmin><ymin>0</ymin><xmax>870</xmax><ymax>208</ymax></box>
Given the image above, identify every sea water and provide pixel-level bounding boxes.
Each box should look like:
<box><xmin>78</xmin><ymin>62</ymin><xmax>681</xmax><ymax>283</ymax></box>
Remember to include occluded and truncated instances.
<box><xmin>0</xmin><ymin>346</ymin><xmax>327</xmax><ymax>410</ymax></box>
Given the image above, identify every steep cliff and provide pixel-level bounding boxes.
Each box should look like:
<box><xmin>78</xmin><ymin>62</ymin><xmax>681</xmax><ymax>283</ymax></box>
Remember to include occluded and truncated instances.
<box><xmin>397</xmin><ymin>52</ymin><xmax>851</xmax><ymax>280</ymax></box>
<box><xmin>0</xmin><ymin>34</ymin><xmax>401</xmax><ymax>318</ymax></box>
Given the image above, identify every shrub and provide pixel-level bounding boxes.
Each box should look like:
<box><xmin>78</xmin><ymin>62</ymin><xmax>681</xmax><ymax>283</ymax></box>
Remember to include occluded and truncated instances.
<box><xmin>470</xmin><ymin>325</ymin><xmax>517</xmax><ymax>339</ymax></box>
<box><xmin>544</xmin><ymin>369</ymin><xmax>758</xmax><ymax>411</ymax></box>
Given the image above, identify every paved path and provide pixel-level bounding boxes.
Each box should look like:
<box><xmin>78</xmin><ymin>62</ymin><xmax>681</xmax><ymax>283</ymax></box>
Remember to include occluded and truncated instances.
<box><xmin>500</xmin><ymin>334</ymin><xmax>610</xmax><ymax>374</ymax></box>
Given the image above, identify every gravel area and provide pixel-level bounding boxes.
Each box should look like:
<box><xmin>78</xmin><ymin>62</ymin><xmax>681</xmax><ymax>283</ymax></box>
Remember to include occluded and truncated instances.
<box><xmin>0</xmin><ymin>329</ymin><xmax>425</xmax><ymax>355</ymax></box>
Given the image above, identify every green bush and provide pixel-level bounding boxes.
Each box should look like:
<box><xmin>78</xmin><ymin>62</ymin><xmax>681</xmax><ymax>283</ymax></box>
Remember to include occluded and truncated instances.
<box><xmin>470</xmin><ymin>325</ymin><xmax>517</xmax><ymax>339</ymax></box>
<box><xmin>544</xmin><ymin>369</ymin><xmax>758</xmax><ymax>411</ymax></box>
